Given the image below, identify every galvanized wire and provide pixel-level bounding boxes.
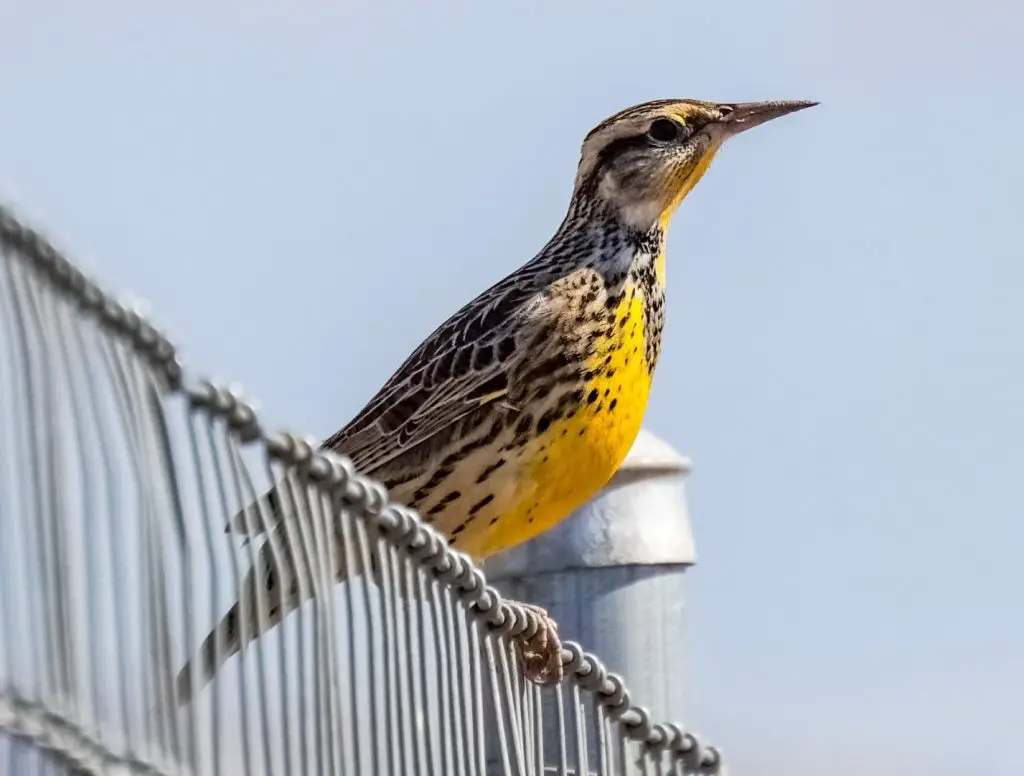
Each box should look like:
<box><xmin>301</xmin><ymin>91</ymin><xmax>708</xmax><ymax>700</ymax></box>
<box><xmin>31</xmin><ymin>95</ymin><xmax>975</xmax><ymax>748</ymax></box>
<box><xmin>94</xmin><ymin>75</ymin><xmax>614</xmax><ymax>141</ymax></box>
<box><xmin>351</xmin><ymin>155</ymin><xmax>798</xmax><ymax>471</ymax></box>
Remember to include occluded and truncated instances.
<box><xmin>0</xmin><ymin>204</ymin><xmax>722</xmax><ymax>776</ymax></box>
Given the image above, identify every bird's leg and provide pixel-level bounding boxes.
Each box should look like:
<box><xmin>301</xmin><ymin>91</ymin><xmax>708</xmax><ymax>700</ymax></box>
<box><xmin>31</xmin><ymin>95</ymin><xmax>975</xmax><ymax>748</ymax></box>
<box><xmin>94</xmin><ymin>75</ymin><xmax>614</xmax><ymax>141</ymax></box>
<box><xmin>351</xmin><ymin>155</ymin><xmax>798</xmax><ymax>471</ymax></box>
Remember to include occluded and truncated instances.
<box><xmin>512</xmin><ymin>602</ymin><xmax>565</xmax><ymax>686</ymax></box>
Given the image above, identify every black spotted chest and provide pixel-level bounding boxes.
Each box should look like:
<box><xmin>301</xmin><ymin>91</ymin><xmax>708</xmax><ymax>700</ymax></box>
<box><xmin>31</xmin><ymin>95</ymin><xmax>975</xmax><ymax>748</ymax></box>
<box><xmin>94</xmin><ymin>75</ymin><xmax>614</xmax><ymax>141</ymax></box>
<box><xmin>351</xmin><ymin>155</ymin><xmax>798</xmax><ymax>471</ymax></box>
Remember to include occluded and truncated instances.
<box><xmin>629</xmin><ymin>261</ymin><xmax>665</xmax><ymax>372</ymax></box>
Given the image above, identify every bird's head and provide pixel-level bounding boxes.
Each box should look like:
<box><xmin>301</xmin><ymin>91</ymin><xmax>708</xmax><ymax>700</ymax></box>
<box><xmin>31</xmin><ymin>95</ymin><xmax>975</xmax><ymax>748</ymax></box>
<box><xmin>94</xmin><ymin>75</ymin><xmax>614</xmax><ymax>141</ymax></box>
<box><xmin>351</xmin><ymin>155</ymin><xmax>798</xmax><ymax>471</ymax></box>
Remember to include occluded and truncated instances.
<box><xmin>574</xmin><ymin>98</ymin><xmax>816</xmax><ymax>231</ymax></box>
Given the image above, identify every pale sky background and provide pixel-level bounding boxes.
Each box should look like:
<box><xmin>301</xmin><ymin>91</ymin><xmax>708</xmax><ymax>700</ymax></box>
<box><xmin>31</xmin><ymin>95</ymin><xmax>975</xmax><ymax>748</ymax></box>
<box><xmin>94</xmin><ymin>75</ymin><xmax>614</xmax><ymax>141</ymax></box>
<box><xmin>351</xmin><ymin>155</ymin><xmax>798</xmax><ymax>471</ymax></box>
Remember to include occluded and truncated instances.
<box><xmin>2</xmin><ymin>1</ymin><xmax>1022</xmax><ymax>774</ymax></box>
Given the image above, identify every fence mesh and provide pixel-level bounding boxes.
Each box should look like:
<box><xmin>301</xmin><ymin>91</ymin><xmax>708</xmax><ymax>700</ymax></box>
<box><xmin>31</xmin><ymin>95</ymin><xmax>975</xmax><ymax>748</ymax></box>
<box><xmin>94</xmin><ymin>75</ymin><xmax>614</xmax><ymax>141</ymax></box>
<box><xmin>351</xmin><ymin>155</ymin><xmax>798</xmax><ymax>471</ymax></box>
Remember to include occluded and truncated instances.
<box><xmin>0</xmin><ymin>204</ymin><xmax>721</xmax><ymax>775</ymax></box>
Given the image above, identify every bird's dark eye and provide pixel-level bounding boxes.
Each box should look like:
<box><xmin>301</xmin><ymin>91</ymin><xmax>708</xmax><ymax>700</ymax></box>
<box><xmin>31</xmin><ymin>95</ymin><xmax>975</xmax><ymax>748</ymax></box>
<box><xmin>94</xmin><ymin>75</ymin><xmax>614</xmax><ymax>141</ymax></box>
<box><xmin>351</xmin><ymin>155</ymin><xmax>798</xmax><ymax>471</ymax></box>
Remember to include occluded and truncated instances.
<box><xmin>647</xmin><ymin>118</ymin><xmax>682</xmax><ymax>143</ymax></box>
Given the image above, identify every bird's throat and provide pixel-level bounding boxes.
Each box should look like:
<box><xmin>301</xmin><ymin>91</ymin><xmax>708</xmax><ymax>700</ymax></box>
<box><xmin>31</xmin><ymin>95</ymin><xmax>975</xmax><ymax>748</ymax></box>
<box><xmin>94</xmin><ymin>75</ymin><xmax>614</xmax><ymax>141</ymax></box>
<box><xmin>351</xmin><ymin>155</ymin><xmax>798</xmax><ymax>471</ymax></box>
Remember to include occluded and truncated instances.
<box><xmin>658</xmin><ymin>144</ymin><xmax>721</xmax><ymax>232</ymax></box>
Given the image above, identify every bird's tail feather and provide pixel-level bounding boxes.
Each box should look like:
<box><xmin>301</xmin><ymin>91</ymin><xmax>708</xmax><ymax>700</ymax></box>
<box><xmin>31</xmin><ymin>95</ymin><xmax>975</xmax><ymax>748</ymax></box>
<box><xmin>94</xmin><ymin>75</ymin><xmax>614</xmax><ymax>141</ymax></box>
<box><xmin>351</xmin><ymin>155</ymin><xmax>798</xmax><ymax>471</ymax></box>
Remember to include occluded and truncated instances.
<box><xmin>175</xmin><ymin>523</ymin><xmax>369</xmax><ymax>705</ymax></box>
<box><xmin>224</xmin><ymin>481</ymin><xmax>286</xmax><ymax>539</ymax></box>
<box><xmin>175</xmin><ymin>603</ymin><xmax>241</xmax><ymax>706</ymax></box>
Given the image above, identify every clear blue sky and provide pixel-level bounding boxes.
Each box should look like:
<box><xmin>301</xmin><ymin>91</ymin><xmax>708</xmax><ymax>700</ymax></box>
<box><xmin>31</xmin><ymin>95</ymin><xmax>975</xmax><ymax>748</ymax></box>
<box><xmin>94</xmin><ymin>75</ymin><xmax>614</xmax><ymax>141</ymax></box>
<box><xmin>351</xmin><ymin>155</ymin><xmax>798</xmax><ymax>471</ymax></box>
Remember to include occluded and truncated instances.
<box><xmin>2</xmin><ymin>2</ymin><xmax>1021</xmax><ymax>773</ymax></box>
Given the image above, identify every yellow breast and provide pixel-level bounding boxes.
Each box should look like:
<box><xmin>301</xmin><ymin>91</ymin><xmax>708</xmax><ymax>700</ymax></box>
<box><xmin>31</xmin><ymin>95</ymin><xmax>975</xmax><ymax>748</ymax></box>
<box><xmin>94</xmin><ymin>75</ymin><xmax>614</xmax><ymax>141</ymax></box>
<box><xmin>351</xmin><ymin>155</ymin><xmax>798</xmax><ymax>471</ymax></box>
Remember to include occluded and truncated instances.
<box><xmin>469</xmin><ymin>283</ymin><xmax>654</xmax><ymax>558</ymax></box>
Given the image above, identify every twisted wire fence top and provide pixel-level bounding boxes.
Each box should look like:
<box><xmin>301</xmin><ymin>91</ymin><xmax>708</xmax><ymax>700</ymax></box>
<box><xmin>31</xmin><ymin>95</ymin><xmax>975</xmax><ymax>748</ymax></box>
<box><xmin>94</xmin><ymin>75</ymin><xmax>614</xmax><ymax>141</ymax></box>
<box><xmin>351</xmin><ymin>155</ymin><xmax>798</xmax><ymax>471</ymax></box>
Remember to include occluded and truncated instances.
<box><xmin>0</xmin><ymin>203</ymin><xmax>723</xmax><ymax>776</ymax></box>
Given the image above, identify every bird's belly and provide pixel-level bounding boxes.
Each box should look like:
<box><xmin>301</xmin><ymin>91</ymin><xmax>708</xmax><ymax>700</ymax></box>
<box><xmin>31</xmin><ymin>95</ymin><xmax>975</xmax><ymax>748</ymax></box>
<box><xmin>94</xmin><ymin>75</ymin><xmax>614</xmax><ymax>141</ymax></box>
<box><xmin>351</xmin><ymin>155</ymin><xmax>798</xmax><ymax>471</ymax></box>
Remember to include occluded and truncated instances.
<box><xmin>475</xmin><ymin>299</ymin><xmax>654</xmax><ymax>558</ymax></box>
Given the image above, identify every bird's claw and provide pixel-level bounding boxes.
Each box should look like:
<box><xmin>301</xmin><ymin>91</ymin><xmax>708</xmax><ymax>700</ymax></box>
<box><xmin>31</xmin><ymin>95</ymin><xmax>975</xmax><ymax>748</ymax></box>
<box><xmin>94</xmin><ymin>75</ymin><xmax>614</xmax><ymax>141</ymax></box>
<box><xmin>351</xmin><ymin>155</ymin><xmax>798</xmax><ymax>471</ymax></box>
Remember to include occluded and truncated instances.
<box><xmin>513</xmin><ymin>602</ymin><xmax>564</xmax><ymax>686</ymax></box>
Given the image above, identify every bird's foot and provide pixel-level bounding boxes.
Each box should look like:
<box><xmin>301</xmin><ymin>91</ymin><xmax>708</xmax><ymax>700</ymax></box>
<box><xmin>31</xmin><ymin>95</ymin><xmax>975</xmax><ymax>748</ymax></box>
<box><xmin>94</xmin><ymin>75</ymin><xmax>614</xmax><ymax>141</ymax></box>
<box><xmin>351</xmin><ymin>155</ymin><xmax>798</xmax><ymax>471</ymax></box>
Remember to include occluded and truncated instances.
<box><xmin>512</xmin><ymin>602</ymin><xmax>565</xmax><ymax>686</ymax></box>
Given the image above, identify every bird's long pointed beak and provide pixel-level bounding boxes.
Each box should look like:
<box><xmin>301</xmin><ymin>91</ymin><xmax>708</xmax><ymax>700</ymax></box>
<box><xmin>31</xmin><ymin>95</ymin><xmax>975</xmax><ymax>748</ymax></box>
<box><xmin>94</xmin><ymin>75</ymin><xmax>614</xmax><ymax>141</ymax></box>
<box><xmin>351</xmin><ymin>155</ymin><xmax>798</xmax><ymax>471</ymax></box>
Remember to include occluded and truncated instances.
<box><xmin>717</xmin><ymin>99</ymin><xmax>818</xmax><ymax>138</ymax></box>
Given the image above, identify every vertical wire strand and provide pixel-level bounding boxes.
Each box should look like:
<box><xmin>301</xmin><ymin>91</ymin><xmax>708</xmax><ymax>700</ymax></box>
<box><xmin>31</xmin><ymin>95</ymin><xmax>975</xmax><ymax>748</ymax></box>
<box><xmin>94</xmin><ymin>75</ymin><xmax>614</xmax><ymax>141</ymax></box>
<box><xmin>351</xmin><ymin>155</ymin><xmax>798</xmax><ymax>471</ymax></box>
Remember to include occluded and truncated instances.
<box><xmin>333</xmin><ymin>490</ymin><xmax>364</xmax><ymax>776</ymax></box>
<box><xmin>505</xmin><ymin>637</ymin><xmax>527</xmax><ymax>770</ymax></box>
<box><xmin>484</xmin><ymin>637</ymin><xmax>515</xmax><ymax>776</ymax></box>
<box><xmin>61</xmin><ymin>288</ymin><xmax>138</xmax><ymax>760</ymax></box>
<box><xmin>185</xmin><ymin>412</ymin><xmax>226</xmax><ymax>776</ymax></box>
<box><xmin>655</xmin><ymin>749</ymin><xmax>667</xmax><ymax>776</ymax></box>
<box><xmin>531</xmin><ymin>684</ymin><xmax>545</xmax><ymax>776</ymax></box>
<box><xmin>50</xmin><ymin>289</ymin><xmax>108</xmax><ymax>757</ymax></box>
<box><xmin>0</xmin><ymin>246</ymin><xmax>31</xmax><ymax>772</ymax></box>
<box><xmin>453</xmin><ymin>599</ymin><xmax>476</xmax><ymax>775</ymax></box>
<box><xmin>350</xmin><ymin>494</ymin><xmax>387</xmax><ymax>775</ymax></box>
<box><xmin>143</xmin><ymin>391</ymin><xmax>196</xmax><ymax>771</ymax></box>
<box><xmin>115</xmin><ymin>341</ymin><xmax>170</xmax><ymax>762</ymax></box>
<box><xmin>431</xmin><ymin>582</ymin><xmax>457</xmax><ymax>774</ymax></box>
<box><xmin>497</xmin><ymin>641</ymin><xmax>527</xmax><ymax>774</ymax></box>
<box><xmin>442</xmin><ymin>592</ymin><xmax>469</xmax><ymax>776</ymax></box>
<box><xmin>94</xmin><ymin>327</ymin><xmax>149</xmax><ymax>761</ymax></box>
<box><xmin>415</xmin><ymin>560</ymin><xmax>440</xmax><ymax>776</ymax></box>
<box><xmin>277</xmin><ymin>465</ymin><xmax>318</xmax><ymax>776</ymax></box>
<box><xmin>206</xmin><ymin>417</ymin><xmax>258</xmax><ymax>775</ymax></box>
<box><xmin>554</xmin><ymin>684</ymin><xmax>569</xmax><ymax>776</ymax></box>
<box><xmin>376</xmin><ymin>534</ymin><xmax>402</xmax><ymax>776</ymax></box>
<box><xmin>298</xmin><ymin>480</ymin><xmax>329</xmax><ymax>776</ymax></box>
<box><xmin>224</xmin><ymin>430</ymin><xmax>278</xmax><ymax>776</ymax></box>
<box><xmin>2</xmin><ymin>255</ymin><xmax>54</xmax><ymax>722</ymax></box>
<box><xmin>390</xmin><ymin>550</ymin><xmax>420</xmax><ymax>776</ymax></box>
<box><xmin>469</xmin><ymin>620</ymin><xmax>487</xmax><ymax>776</ymax></box>
<box><xmin>640</xmin><ymin>748</ymin><xmax>654</xmax><ymax>776</ymax></box>
<box><xmin>520</xmin><ymin>664</ymin><xmax>535</xmax><ymax>773</ymax></box>
<box><xmin>105</xmin><ymin>338</ymin><xmax>157</xmax><ymax>760</ymax></box>
<box><xmin>20</xmin><ymin>271</ymin><xmax>81</xmax><ymax>740</ymax></box>
<box><xmin>398</xmin><ymin>558</ymin><xmax>425</xmax><ymax>776</ymax></box>
<box><xmin>596</xmin><ymin>706</ymin><xmax>611</xmax><ymax>776</ymax></box>
<box><xmin>616</xmin><ymin>724</ymin><xmax>630</xmax><ymax>776</ymax></box>
<box><xmin>262</xmin><ymin>459</ymin><xmax>299</xmax><ymax>776</ymax></box>
<box><xmin>120</xmin><ymin>352</ymin><xmax>179</xmax><ymax>762</ymax></box>
<box><xmin>17</xmin><ymin>262</ymin><xmax>68</xmax><ymax>727</ymax></box>
<box><xmin>316</xmin><ymin>487</ymin><xmax>346</xmax><ymax>776</ymax></box>
<box><xmin>571</xmin><ymin>684</ymin><xmax>589</xmax><ymax>776</ymax></box>
<box><xmin>0</xmin><ymin>250</ymin><xmax>15</xmax><ymax>751</ymax></box>
<box><xmin>310</xmin><ymin>482</ymin><xmax>342</xmax><ymax>776</ymax></box>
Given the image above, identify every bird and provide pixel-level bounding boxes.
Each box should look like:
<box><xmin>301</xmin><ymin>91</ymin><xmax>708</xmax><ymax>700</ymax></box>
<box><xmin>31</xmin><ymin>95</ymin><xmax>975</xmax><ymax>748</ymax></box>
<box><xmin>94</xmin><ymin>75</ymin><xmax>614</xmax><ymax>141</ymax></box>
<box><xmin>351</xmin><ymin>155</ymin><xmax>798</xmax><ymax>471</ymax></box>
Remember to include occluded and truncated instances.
<box><xmin>174</xmin><ymin>97</ymin><xmax>816</xmax><ymax>704</ymax></box>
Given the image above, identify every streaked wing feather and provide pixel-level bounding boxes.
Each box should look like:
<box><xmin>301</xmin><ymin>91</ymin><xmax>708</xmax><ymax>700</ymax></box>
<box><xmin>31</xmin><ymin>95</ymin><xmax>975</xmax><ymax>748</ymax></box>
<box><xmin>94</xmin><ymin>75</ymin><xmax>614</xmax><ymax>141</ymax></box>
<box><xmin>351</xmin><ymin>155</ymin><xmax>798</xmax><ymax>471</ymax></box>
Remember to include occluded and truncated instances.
<box><xmin>225</xmin><ymin>268</ymin><xmax>542</xmax><ymax>538</ymax></box>
<box><xmin>327</xmin><ymin>364</ymin><xmax>509</xmax><ymax>474</ymax></box>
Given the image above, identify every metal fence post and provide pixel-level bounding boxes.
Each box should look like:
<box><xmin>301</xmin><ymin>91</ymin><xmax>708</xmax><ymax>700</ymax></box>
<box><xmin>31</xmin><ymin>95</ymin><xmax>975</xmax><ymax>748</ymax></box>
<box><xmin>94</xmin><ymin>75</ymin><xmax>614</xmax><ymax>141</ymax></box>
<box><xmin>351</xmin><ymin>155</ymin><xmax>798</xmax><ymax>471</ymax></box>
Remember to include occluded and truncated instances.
<box><xmin>484</xmin><ymin>428</ymin><xmax>696</xmax><ymax>767</ymax></box>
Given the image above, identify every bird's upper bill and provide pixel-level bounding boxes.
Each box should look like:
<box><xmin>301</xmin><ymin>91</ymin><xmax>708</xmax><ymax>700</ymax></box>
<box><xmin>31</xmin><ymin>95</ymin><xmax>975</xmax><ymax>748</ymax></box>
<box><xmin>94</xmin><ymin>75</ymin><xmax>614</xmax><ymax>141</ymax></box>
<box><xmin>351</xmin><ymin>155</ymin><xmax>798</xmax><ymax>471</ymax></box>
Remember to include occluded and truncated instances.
<box><xmin>574</xmin><ymin>98</ymin><xmax>817</xmax><ymax>231</ymax></box>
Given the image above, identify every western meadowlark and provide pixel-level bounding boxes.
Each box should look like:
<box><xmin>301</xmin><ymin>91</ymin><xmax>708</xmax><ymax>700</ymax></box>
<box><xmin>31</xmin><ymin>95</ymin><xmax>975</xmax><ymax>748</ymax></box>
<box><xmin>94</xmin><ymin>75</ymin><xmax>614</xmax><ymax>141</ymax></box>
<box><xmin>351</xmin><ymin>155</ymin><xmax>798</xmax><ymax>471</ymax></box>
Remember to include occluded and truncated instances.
<box><xmin>175</xmin><ymin>97</ymin><xmax>815</xmax><ymax>703</ymax></box>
